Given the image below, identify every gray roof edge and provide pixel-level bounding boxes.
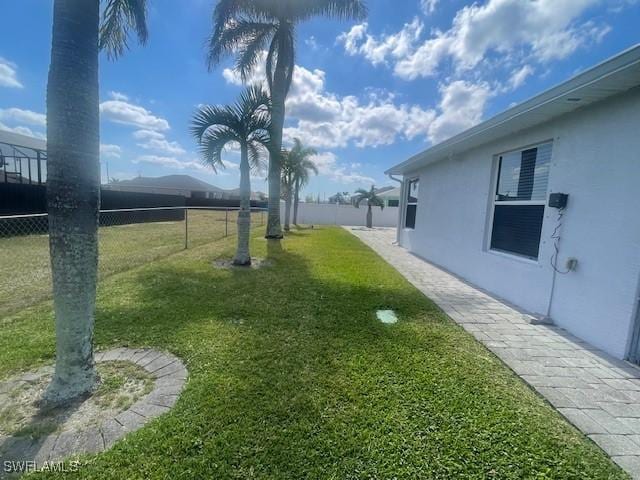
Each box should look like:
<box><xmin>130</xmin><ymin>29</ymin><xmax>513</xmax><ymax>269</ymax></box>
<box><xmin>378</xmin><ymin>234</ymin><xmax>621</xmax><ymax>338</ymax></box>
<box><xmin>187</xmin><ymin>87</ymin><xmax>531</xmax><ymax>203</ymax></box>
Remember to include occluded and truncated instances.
<box><xmin>0</xmin><ymin>129</ymin><xmax>47</xmax><ymax>151</ymax></box>
<box><xmin>386</xmin><ymin>43</ymin><xmax>640</xmax><ymax>176</ymax></box>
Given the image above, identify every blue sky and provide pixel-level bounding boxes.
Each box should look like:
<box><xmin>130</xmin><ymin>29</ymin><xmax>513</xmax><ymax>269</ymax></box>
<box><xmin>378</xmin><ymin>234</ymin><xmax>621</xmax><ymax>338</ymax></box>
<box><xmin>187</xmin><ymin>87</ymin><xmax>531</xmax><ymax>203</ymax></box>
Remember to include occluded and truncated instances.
<box><xmin>1</xmin><ymin>0</ymin><xmax>638</xmax><ymax>198</ymax></box>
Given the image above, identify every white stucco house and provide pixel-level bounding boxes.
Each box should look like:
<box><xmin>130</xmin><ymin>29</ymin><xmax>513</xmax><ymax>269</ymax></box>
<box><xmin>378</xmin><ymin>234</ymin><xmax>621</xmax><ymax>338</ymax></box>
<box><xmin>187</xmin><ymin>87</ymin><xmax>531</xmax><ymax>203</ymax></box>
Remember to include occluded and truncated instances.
<box><xmin>387</xmin><ymin>45</ymin><xmax>640</xmax><ymax>363</ymax></box>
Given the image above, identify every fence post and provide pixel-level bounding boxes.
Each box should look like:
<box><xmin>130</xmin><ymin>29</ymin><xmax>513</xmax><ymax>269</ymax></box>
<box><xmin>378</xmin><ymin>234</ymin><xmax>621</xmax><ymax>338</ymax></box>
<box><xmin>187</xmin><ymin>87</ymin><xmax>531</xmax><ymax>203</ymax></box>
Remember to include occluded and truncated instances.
<box><xmin>184</xmin><ymin>208</ymin><xmax>189</xmax><ymax>249</ymax></box>
<box><xmin>225</xmin><ymin>209</ymin><xmax>228</xmax><ymax>237</ymax></box>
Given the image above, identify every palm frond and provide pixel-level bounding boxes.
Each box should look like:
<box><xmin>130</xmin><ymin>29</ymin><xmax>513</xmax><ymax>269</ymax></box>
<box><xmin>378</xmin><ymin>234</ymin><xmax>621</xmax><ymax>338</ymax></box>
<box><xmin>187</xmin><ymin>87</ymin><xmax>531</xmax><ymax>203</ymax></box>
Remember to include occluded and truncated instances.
<box><xmin>192</xmin><ymin>86</ymin><xmax>271</xmax><ymax>174</ymax></box>
<box><xmin>252</xmin><ymin>0</ymin><xmax>366</xmax><ymax>21</ymax></box>
<box><xmin>100</xmin><ymin>0</ymin><xmax>148</xmax><ymax>60</ymax></box>
<box><xmin>198</xmin><ymin>127</ymin><xmax>239</xmax><ymax>172</ymax></box>
<box><xmin>235</xmin><ymin>24</ymin><xmax>278</xmax><ymax>82</ymax></box>
<box><xmin>208</xmin><ymin>19</ymin><xmax>276</xmax><ymax>71</ymax></box>
<box><xmin>191</xmin><ymin>105</ymin><xmax>241</xmax><ymax>142</ymax></box>
<box><xmin>247</xmin><ymin>141</ymin><xmax>268</xmax><ymax>174</ymax></box>
<box><xmin>293</xmin><ymin>0</ymin><xmax>367</xmax><ymax>21</ymax></box>
<box><xmin>213</xmin><ymin>0</ymin><xmax>275</xmax><ymax>30</ymax></box>
<box><xmin>237</xmin><ymin>84</ymin><xmax>272</xmax><ymax>120</ymax></box>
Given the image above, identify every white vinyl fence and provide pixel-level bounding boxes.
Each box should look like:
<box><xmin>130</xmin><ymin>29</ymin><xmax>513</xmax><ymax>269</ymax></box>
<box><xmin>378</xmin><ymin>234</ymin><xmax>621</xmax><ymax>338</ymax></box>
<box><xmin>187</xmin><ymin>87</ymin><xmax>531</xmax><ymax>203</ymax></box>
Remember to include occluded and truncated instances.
<box><xmin>281</xmin><ymin>203</ymin><xmax>399</xmax><ymax>227</ymax></box>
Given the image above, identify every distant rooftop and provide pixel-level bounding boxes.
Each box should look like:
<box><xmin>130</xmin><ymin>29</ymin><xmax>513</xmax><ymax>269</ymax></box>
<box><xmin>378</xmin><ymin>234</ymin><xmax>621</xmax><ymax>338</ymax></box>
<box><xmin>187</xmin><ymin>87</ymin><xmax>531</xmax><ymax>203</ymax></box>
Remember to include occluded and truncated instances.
<box><xmin>111</xmin><ymin>174</ymin><xmax>223</xmax><ymax>193</ymax></box>
<box><xmin>0</xmin><ymin>129</ymin><xmax>46</xmax><ymax>152</ymax></box>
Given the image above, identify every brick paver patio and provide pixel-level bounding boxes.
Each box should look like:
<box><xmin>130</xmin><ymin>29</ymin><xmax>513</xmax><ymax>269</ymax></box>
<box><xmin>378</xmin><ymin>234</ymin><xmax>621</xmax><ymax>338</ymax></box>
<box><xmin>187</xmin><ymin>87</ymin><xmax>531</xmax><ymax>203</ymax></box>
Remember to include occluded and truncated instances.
<box><xmin>347</xmin><ymin>226</ymin><xmax>640</xmax><ymax>478</ymax></box>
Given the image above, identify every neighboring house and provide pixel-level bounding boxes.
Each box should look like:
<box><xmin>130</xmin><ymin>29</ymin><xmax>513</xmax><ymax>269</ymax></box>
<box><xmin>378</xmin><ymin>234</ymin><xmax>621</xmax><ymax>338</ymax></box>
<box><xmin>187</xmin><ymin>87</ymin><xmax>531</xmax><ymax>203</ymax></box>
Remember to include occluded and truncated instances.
<box><xmin>377</xmin><ymin>187</ymin><xmax>401</xmax><ymax>207</ymax></box>
<box><xmin>387</xmin><ymin>45</ymin><xmax>640</xmax><ymax>363</ymax></box>
<box><xmin>104</xmin><ymin>174</ymin><xmax>265</xmax><ymax>201</ymax></box>
<box><xmin>104</xmin><ymin>175</ymin><xmax>226</xmax><ymax>199</ymax></box>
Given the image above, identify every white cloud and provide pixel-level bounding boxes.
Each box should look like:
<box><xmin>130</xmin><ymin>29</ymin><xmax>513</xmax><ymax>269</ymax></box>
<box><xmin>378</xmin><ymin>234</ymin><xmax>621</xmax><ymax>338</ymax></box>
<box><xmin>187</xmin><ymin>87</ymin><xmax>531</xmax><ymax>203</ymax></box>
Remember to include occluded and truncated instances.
<box><xmin>224</xmin><ymin>52</ymin><xmax>437</xmax><ymax>149</ymax></box>
<box><xmin>427</xmin><ymin>81</ymin><xmax>492</xmax><ymax>144</ymax></box>
<box><xmin>0</xmin><ymin>108</ymin><xmax>46</xmax><ymax>126</ymax></box>
<box><xmin>0</xmin><ymin>58</ymin><xmax>23</xmax><ymax>88</ymax></box>
<box><xmin>223</xmin><ymin>59</ymin><xmax>266</xmax><ymax>86</ymax></box>
<box><xmin>133</xmin><ymin>129</ymin><xmax>185</xmax><ymax>155</ymax></box>
<box><xmin>341</xmin><ymin>0</ymin><xmax>613</xmax><ymax>80</ymax></box>
<box><xmin>100</xmin><ymin>144</ymin><xmax>122</xmax><ymax>158</ymax></box>
<box><xmin>100</xmin><ymin>92</ymin><xmax>169</xmax><ymax>131</ymax></box>
<box><xmin>420</xmin><ymin>0</ymin><xmax>439</xmax><ymax>15</ymax></box>
<box><xmin>109</xmin><ymin>91</ymin><xmax>129</xmax><ymax>101</ymax></box>
<box><xmin>305</xmin><ymin>36</ymin><xmax>320</xmax><ymax>50</ymax></box>
<box><xmin>507</xmin><ymin>64</ymin><xmax>534</xmax><ymax>91</ymax></box>
<box><xmin>134</xmin><ymin>154</ymin><xmax>238</xmax><ymax>175</ymax></box>
<box><xmin>286</xmin><ymin>67</ymin><xmax>437</xmax><ymax>149</ymax></box>
<box><xmin>134</xmin><ymin>155</ymin><xmax>207</xmax><ymax>172</ymax></box>
<box><xmin>0</xmin><ymin>122</ymin><xmax>45</xmax><ymax>139</ymax></box>
<box><xmin>223</xmin><ymin>48</ymin><xmax>494</xmax><ymax>153</ymax></box>
<box><xmin>310</xmin><ymin>152</ymin><xmax>375</xmax><ymax>185</ymax></box>
<box><xmin>338</xmin><ymin>18</ymin><xmax>423</xmax><ymax>67</ymax></box>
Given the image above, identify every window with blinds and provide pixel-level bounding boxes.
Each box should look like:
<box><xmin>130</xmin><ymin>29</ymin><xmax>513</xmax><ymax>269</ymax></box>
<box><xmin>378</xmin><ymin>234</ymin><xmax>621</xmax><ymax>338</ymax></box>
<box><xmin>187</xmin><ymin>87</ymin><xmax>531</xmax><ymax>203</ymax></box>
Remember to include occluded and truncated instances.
<box><xmin>405</xmin><ymin>178</ymin><xmax>419</xmax><ymax>229</ymax></box>
<box><xmin>490</xmin><ymin>143</ymin><xmax>552</xmax><ymax>259</ymax></box>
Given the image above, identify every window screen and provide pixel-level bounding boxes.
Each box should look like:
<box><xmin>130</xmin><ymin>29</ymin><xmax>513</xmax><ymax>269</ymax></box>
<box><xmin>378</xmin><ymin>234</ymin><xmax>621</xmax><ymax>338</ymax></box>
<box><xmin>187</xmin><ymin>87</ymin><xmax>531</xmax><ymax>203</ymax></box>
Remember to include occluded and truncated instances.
<box><xmin>490</xmin><ymin>143</ymin><xmax>552</xmax><ymax>259</ymax></box>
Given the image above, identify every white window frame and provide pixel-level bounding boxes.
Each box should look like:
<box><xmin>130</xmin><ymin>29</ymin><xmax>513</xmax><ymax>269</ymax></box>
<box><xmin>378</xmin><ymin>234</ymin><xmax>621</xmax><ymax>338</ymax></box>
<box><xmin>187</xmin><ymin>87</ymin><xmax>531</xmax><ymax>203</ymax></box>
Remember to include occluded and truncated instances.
<box><xmin>404</xmin><ymin>177</ymin><xmax>419</xmax><ymax>230</ymax></box>
<box><xmin>486</xmin><ymin>141</ymin><xmax>552</xmax><ymax>261</ymax></box>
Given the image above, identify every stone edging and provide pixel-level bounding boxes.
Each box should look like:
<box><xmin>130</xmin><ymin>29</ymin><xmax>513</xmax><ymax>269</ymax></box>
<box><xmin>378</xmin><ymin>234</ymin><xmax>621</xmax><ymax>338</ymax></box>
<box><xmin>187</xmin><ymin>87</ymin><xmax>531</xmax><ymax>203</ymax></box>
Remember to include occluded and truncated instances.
<box><xmin>0</xmin><ymin>348</ymin><xmax>187</xmax><ymax>473</ymax></box>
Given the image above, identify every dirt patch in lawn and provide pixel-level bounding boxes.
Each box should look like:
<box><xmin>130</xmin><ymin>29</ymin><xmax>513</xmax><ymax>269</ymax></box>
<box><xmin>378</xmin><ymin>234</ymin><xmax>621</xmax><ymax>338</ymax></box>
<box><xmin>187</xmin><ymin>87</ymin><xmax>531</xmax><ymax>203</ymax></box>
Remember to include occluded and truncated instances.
<box><xmin>0</xmin><ymin>361</ymin><xmax>154</xmax><ymax>439</ymax></box>
<box><xmin>213</xmin><ymin>258</ymin><xmax>274</xmax><ymax>270</ymax></box>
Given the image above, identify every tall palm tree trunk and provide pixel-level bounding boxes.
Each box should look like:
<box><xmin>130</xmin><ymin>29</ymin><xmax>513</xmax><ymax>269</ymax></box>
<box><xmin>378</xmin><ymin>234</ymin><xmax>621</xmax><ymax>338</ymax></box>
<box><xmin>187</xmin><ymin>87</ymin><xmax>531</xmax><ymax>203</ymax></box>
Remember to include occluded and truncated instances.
<box><xmin>284</xmin><ymin>183</ymin><xmax>292</xmax><ymax>232</ymax></box>
<box><xmin>44</xmin><ymin>0</ymin><xmax>100</xmax><ymax>405</ymax></box>
<box><xmin>293</xmin><ymin>178</ymin><xmax>300</xmax><ymax>225</ymax></box>
<box><xmin>234</xmin><ymin>142</ymin><xmax>252</xmax><ymax>266</ymax></box>
<box><xmin>366</xmin><ymin>204</ymin><xmax>373</xmax><ymax>228</ymax></box>
<box><xmin>265</xmin><ymin>36</ymin><xmax>289</xmax><ymax>239</ymax></box>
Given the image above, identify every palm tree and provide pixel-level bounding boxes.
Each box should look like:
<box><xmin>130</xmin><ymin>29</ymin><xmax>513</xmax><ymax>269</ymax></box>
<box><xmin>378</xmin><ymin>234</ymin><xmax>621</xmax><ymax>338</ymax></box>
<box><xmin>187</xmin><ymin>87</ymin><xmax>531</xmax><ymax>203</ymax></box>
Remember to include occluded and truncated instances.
<box><xmin>43</xmin><ymin>0</ymin><xmax>148</xmax><ymax>406</ymax></box>
<box><xmin>280</xmin><ymin>139</ymin><xmax>317</xmax><ymax>231</ymax></box>
<box><xmin>290</xmin><ymin>141</ymin><xmax>318</xmax><ymax>227</ymax></box>
<box><xmin>280</xmin><ymin>148</ymin><xmax>295</xmax><ymax>231</ymax></box>
<box><xmin>354</xmin><ymin>186</ymin><xmax>384</xmax><ymax>229</ymax></box>
<box><xmin>207</xmin><ymin>0</ymin><xmax>367</xmax><ymax>239</ymax></box>
<box><xmin>192</xmin><ymin>86</ymin><xmax>271</xmax><ymax>266</ymax></box>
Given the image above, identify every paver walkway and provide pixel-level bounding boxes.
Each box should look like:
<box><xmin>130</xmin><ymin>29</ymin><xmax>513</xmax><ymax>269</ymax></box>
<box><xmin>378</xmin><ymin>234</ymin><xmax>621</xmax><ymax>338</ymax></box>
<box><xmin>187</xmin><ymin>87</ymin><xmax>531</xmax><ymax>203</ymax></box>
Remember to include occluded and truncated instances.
<box><xmin>347</xmin><ymin>226</ymin><xmax>640</xmax><ymax>479</ymax></box>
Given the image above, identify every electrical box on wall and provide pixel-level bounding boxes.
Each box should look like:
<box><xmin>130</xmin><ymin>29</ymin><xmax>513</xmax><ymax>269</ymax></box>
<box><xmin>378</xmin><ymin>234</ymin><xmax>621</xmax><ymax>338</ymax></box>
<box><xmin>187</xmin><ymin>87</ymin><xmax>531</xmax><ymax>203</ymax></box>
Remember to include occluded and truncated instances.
<box><xmin>548</xmin><ymin>193</ymin><xmax>569</xmax><ymax>209</ymax></box>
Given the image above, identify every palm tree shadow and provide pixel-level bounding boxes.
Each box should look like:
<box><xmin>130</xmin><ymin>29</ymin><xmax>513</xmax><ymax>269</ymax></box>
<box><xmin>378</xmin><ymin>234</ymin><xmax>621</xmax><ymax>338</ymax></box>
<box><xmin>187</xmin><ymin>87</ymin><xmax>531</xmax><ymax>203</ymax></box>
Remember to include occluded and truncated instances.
<box><xmin>0</xmin><ymin>395</ymin><xmax>84</xmax><ymax>471</ymax></box>
<box><xmin>83</xmin><ymin>247</ymin><xmax>460</xmax><ymax>476</ymax></box>
<box><xmin>265</xmin><ymin>239</ymin><xmax>283</xmax><ymax>260</ymax></box>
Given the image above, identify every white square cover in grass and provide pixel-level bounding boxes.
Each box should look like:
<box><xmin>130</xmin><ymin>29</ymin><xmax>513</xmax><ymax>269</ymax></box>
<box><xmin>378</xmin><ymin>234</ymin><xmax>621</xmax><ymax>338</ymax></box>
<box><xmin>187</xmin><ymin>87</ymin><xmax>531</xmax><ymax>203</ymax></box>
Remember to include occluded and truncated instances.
<box><xmin>376</xmin><ymin>310</ymin><xmax>398</xmax><ymax>324</ymax></box>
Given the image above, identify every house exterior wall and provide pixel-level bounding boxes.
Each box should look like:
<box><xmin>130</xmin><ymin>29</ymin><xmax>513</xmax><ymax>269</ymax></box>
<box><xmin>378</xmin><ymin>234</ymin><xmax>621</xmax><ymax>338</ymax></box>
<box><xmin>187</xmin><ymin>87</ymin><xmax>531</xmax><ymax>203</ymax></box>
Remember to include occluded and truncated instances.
<box><xmin>398</xmin><ymin>88</ymin><xmax>640</xmax><ymax>359</ymax></box>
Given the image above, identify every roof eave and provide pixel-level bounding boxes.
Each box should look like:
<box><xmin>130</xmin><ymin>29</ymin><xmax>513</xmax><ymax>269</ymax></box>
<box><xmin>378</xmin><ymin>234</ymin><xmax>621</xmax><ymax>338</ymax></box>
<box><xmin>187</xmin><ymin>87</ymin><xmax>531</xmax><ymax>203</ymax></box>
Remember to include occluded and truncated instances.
<box><xmin>386</xmin><ymin>43</ymin><xmax>640</xmax><ymax>176</ymax></box>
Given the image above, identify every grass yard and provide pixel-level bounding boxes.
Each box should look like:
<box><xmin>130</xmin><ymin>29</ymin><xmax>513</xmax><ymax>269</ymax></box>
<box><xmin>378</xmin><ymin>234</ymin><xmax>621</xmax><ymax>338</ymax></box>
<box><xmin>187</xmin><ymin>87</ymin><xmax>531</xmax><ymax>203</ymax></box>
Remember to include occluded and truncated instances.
<box><xmin>0</xmin><ymin>210</ymin><xmax>263</xmax><ymax>318</ymax></box>
<box><xmin>0</xmin><ymin>227</ymin><xmax>627</xmax><ymax>479</ymax></box>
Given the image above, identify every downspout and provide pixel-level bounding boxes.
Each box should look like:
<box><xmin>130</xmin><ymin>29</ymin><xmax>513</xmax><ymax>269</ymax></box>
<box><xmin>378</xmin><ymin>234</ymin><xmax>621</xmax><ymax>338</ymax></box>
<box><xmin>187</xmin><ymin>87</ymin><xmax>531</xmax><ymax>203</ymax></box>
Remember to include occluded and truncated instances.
<box><xmin>387</xmin><ymin>173</ymin><xmax>402</xmax><ymax>244</ymax></box>
<box><xmin>388</xmin><ymin>174</ymin><xmax>402</xmax><ymax>184</ymax></box>
<box><xmin>627</xmin><ymin>273</ymin><xmax>640</xmax><ymax>364</ymax></box>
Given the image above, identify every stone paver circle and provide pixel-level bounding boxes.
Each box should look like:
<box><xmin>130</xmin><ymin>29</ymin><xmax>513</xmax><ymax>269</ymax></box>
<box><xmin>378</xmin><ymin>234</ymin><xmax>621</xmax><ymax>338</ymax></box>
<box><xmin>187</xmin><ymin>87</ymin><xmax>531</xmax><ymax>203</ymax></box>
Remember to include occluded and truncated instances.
<box><xmin>0</xmin><ymin>348</ymin><xmax>187</xmax><ymax>477</ymax></box>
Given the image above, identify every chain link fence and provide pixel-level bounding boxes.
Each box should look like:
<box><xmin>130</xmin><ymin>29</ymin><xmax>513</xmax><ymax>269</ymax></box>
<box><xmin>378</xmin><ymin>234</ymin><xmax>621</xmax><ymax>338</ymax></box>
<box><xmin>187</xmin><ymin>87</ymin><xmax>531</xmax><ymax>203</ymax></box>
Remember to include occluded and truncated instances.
<box><xmin>0</xmin><ymin>207</ymin><xmax>266</xmax><ymax>318</ymax></box>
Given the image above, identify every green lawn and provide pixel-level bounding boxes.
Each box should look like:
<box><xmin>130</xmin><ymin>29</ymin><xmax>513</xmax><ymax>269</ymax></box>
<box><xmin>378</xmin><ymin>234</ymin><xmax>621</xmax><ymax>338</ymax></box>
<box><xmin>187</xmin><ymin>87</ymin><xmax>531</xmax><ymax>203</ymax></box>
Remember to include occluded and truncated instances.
<box><xmin>0</xmin><ymin>210</ymin><xmax>263</xmax><ymax>318</ymax></box>
<box><xmin>0</xmin><ymin>227</ymin><xmax>626</xmax><ymax>479</ymax></box>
